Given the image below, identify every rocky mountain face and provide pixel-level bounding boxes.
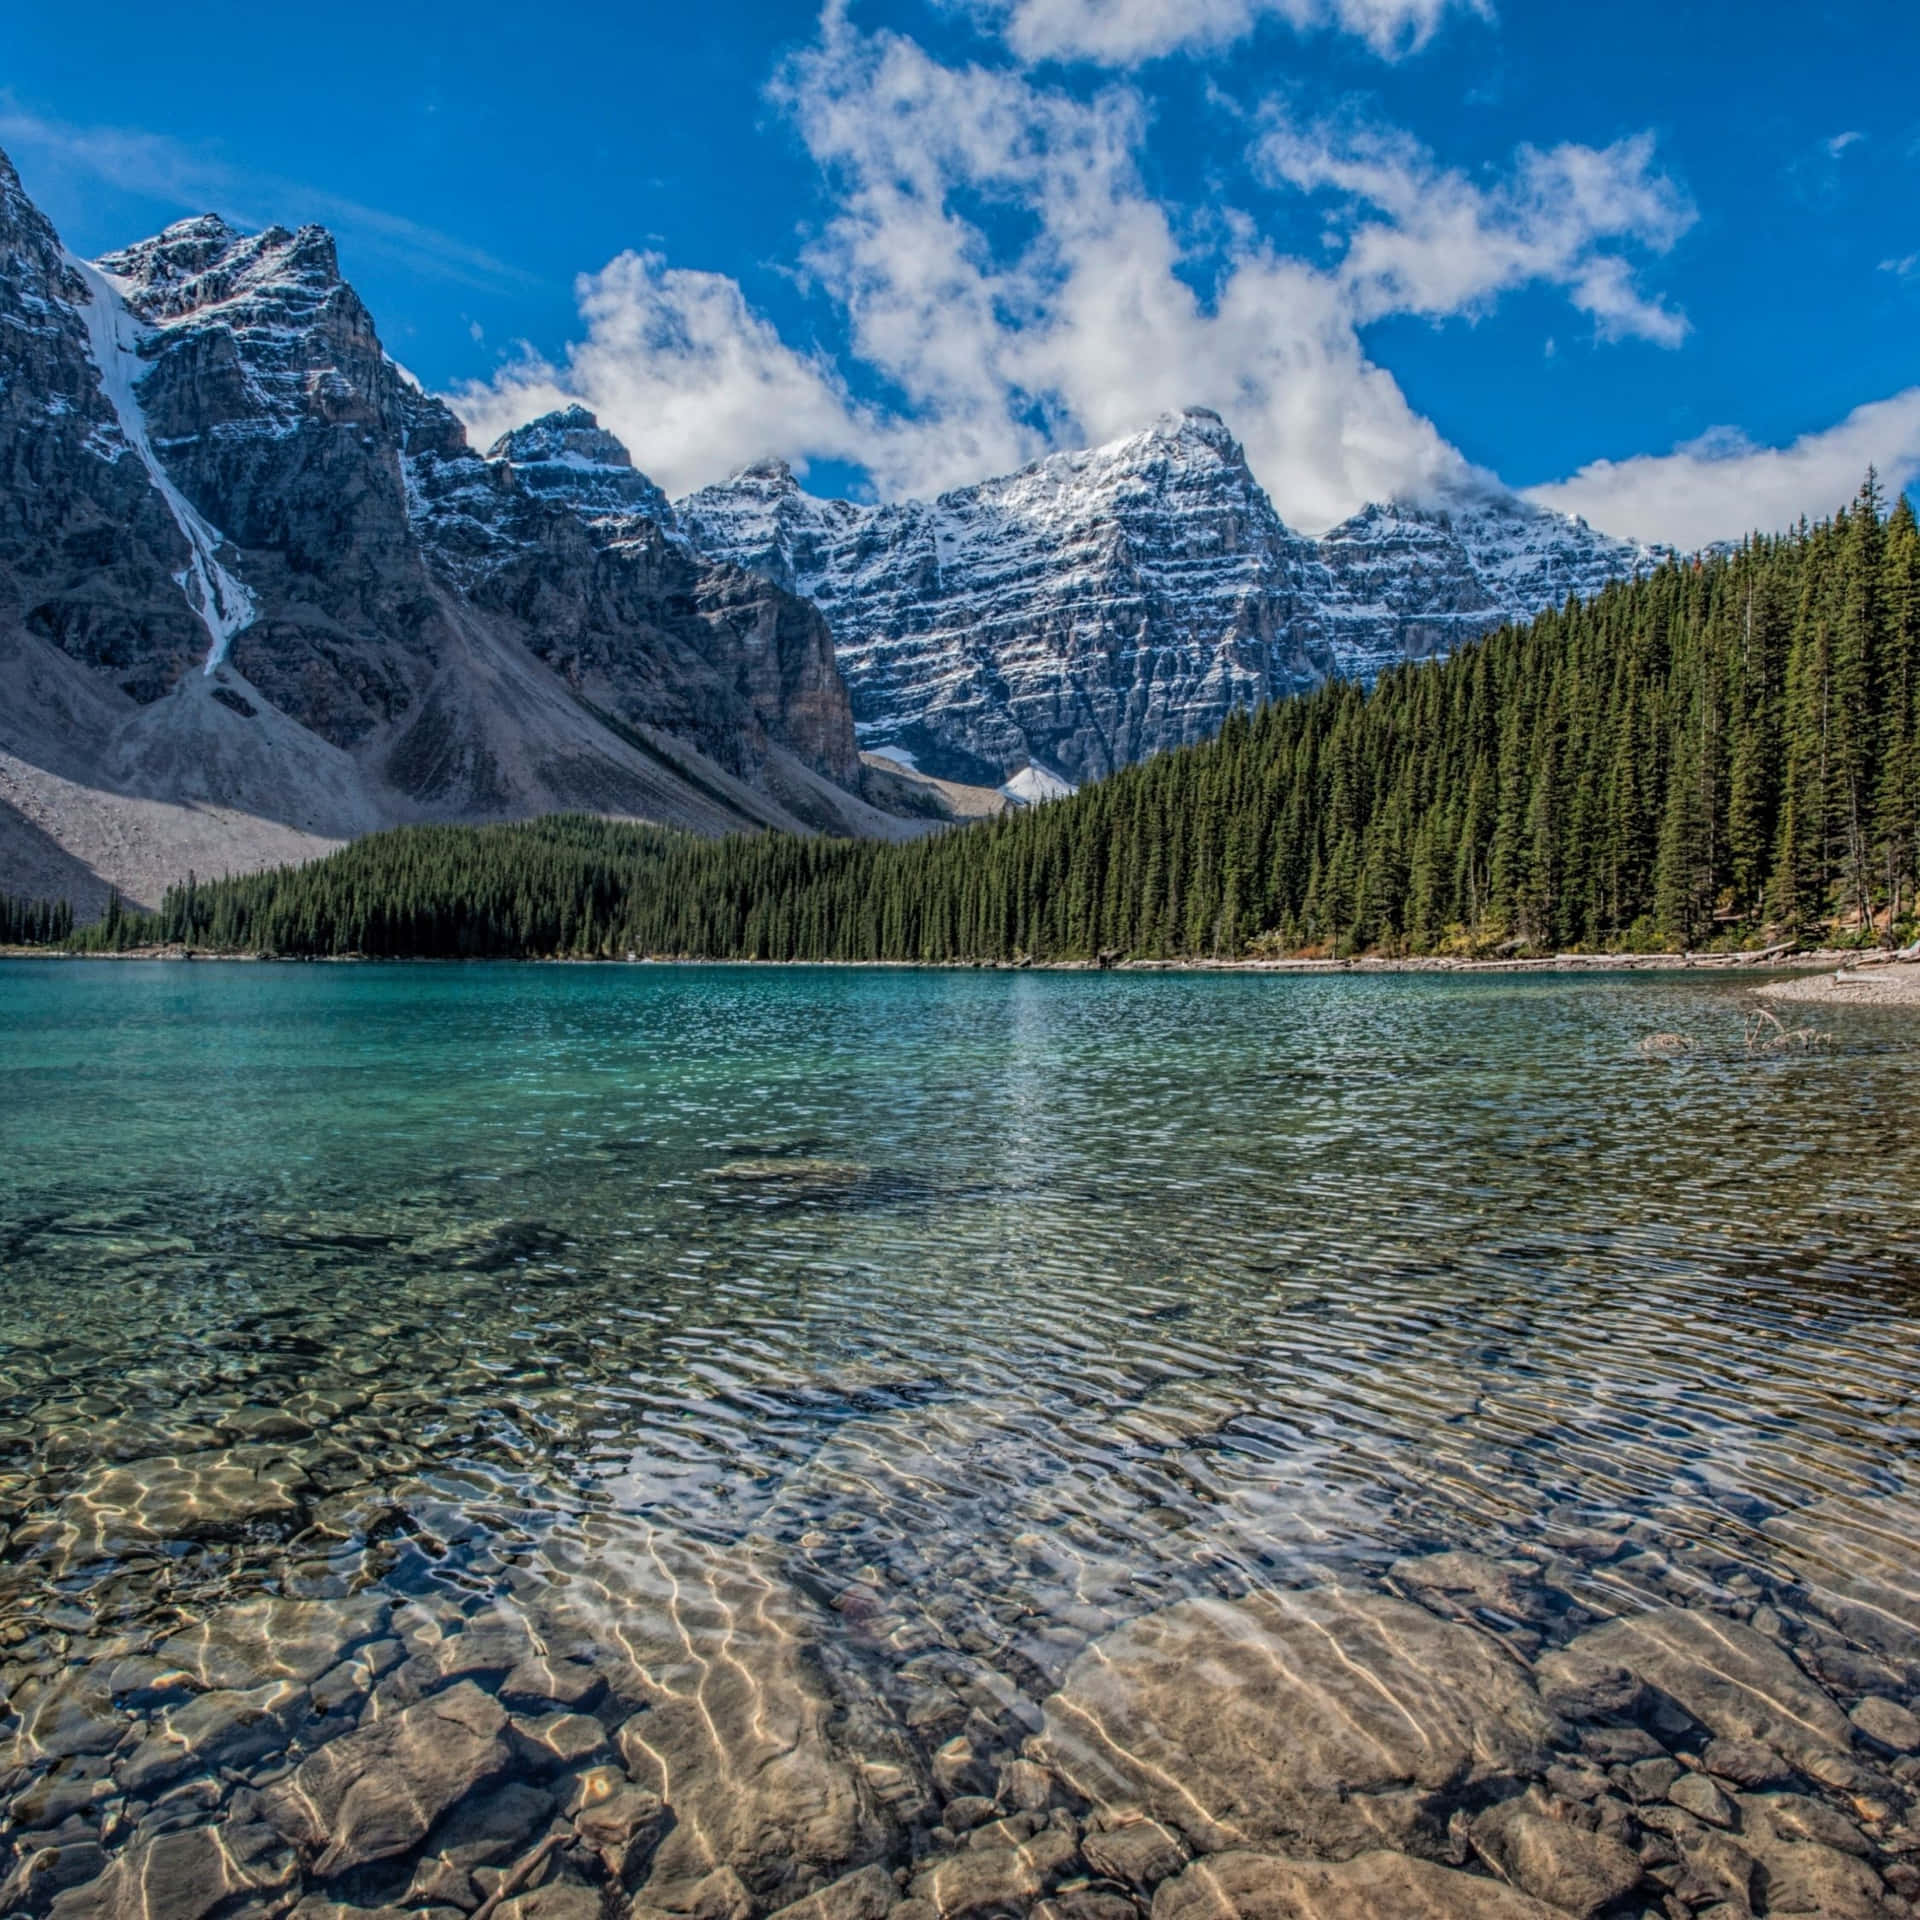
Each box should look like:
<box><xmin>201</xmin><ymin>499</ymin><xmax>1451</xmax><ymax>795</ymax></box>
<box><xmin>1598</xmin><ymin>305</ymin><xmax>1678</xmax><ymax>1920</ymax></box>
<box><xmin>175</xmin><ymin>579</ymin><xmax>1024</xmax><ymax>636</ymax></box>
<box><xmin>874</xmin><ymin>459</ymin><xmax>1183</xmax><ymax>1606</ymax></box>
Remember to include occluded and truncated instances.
<box><xmin>0</xmin><ymin>149</ymin><xmax>208</xmax><ymax>704</ymax></box>
<box><xmin>0</xmin><ymin>149</ymin><xmax>880</xmax><ymax>909</ymax></box>
<box><xmin>677</xmin><ymin>413</ymin><xmax>1329</xmax><ymax>787</ymax></box>
<box><xmin>676</xmin><ymin>411</ymin><xmax>1659</xmax><ymax>786</ymax></box>
<box><xmin>424</xmin><ymin>405</ymin><xmax>857</xmax><ymax>786</ymax></box>
<box><xmin>1312</xmin><ymin>493</ymin><xmax>1655</xmax><ymax>684</ymax></box>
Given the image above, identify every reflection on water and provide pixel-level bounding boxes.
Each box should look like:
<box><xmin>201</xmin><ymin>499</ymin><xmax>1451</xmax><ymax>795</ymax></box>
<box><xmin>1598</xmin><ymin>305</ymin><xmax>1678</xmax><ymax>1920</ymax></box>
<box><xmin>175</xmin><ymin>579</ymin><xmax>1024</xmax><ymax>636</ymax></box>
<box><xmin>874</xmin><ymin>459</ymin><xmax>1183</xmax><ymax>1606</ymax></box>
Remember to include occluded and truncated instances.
<box><xmin>1</xmin><ymin>962</ymin><xmax>1918</xmax><ymax>1917</ymax></box>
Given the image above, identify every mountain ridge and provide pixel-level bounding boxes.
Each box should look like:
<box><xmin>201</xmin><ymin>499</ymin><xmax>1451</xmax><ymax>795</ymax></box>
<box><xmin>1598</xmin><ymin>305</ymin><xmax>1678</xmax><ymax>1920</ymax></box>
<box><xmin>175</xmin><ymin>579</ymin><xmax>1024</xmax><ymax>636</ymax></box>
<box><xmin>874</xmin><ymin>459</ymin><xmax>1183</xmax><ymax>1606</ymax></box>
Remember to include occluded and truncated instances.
<box><xmin>665</xmin><ymin>407</ymin><xmax>1660</xmax><ymax>784</ymax></box>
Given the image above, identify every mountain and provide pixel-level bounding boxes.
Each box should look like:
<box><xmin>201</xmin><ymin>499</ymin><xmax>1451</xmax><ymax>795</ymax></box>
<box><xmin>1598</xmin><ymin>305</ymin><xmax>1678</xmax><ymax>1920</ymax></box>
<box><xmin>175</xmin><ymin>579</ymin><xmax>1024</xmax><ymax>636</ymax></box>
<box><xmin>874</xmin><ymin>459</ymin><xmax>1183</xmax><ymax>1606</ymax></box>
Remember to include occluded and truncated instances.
<box><xmin>675</xmin><ymin>410</ymin><xmax>1659</xmax><ymax>786</ymax></box>
<box><xmin>0</xmin><ymin>151</ymin><xmax>893</xmax><ymax>912</ymax></box>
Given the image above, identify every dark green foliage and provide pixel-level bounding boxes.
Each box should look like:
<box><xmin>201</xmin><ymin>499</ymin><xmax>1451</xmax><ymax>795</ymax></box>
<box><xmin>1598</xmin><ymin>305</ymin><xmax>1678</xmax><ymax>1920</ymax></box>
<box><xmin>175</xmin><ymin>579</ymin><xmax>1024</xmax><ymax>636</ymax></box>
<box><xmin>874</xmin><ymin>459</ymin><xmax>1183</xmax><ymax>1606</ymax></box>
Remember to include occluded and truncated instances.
<box><xmin>78</xmin><ymin>482</ymin><xmax>1920</xmax><ymax>964</ymax></box>
<box><xmin>0</xmin><ymin>894</ymin><xmax>74</xmax><ymax>945</ymax></box>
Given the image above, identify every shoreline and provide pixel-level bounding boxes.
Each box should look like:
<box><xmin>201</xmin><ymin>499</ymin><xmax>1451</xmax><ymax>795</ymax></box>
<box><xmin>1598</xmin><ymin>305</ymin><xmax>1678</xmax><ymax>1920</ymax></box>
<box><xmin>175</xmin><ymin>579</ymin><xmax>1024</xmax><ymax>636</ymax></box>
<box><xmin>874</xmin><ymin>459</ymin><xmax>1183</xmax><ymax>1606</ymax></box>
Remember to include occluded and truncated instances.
<box><xmin>1757</xmin><ymin>957</ymin><xmax>1920</xmax><ymax>1007</ymax></box>
<box><xmin>0</xmin><ymin>943</ymin><xmax>1900</xmax><ymax>979</ymax></box>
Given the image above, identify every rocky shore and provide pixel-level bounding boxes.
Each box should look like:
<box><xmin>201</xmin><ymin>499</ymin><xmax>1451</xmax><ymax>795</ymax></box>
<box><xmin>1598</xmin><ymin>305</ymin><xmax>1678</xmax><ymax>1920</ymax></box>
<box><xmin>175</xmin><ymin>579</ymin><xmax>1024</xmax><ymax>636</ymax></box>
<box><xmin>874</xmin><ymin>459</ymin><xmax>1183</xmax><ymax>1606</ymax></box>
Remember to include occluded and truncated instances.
<box><xmin>0</xmin><ymin>948</ymin><xmax>1876</xmax><ymax>976</ymax></box>
<box><xmin>1758</xmin><ymin>957</ymin><xmax>1920</xmax><ymax>1009</ymax></box>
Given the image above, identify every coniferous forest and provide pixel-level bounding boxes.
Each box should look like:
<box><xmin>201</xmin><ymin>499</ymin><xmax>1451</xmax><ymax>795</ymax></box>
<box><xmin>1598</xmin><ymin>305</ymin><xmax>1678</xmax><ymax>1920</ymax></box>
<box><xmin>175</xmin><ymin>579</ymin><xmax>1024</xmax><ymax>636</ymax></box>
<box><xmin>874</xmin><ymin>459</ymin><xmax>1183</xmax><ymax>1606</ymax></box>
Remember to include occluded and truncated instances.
<box><xmin>16</xmin><ymin>480</ymin><xmax>1920</xmax><ymax>964</ymax></box>
<box><xmin>0</xmin><ymin>894</ymin><xmax>74</xmax><ymax>946</ymax></box>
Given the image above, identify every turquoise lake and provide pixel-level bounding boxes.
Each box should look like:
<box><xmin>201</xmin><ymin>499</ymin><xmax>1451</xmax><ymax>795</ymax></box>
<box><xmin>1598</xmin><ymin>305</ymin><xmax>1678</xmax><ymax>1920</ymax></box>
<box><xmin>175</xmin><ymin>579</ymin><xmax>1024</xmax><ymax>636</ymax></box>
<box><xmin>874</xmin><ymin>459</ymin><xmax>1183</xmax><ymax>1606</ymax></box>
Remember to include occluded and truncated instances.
<box><xmin>1</xmin><ymin>961</ymin><xmax>1917</xmax><ymax>1913</ymax></box>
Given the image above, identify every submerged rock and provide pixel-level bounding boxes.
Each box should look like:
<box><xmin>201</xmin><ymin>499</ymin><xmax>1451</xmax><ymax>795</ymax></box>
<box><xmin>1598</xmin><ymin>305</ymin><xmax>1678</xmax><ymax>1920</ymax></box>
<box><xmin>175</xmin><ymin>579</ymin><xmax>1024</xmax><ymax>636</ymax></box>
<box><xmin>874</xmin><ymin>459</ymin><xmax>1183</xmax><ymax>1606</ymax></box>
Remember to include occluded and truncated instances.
<box><xmin>4</xmin><ymin>1668</ymin><xmax>126</xmax><ymax>1764</ymax></box>
<box><xmin>159</xmin><ymin>1594</ymin><xmax>391</xmax><ymax>1690</ymax></box>
<box><xmin>509</xmin><ymin>1709</ymin><xmax>610</xmax><ymax>1770</ymax></box>
<box><xmin>1739</xmin><ymin>1795</ymin><xmax>1900</xmax><ymax>1916</ymax></box>
<box><xmin>1387</xmin><ymin>1549</ymin><xmax>1555</xmax><ymax>1625</ymax></box>
<box><xmin>1081</xmin><ymin>1818</ymin><xmax>1189</xmax><ymax>1890</ymax></box>
<box><xmin>542</xmin><ymin>1536</ymin><xmax>902</xmax><ymax>1911</ymax></box>
<box><xmin>263</xmin><ymin>1678</ymin><xmax>509</xmax><ymax>1876</ymax></box>
<box><xmin>908</xmin><ymin>1826</ymin><xmax>1078</xmax><ymax>1918</ymax></box>
<box><xmin>1469</xmin><ymin>1795</ymin><xmax>1643</xmax><ymax>1917</ymax></box>
<box><xmin>49</xmin><ymin>1821</ymin><xmax>297</xmax><ymax>1920</ymax></box>
<box><xmin>1148</xmin><ymin>1849</ymin><xmax>1564</xmax><ymax>1920</ymax></box>
<box><xmin>118</xmin><ymin>1679</ymin><xmax>307</xmax><ymax>1792</ymax></box>
<box><xmin>57</xmin><ymin>1449</ymin><xmax>309</xmax><ymax>1554</ymax></box>
<box><xmin>1764</xmin><ymin>1493</ymin><xmax>1920</xmax><ymax>1658</ymax></box>
<box><xmin>497</xmin><ymin>1887</ymin><xmax>603</xmax><ymax>1920</ymax></box>
<box><xmin>762</xmin><ymin>1864</ymin><xmax>898</xmax><ymax>1920</ymax></box>
<box><xmin>1537</xmin><ymin>1608</ymin><xmax>1855</xmax><ymax>1767</ymax></box>
<box><xmin>1037</xmin><ymin>1589</ymin><xmax>1563</xmax><ymax>1859</ymax></box>
<box><xmin>405</xmin><ymin>1778</ymin><xmax>556</xmax><ymax>1907</ymax></box>
<box><xmin>704</xmin><ymin>1159</ymin><xmax>870</xmax><ymax>1202</ymax></box>
<box><xmin>1853</xmin><ymin>1695</ymin><xmax>1920</xmax><ymax>1753</ymax></box>
<box><xmin>1702</xmin><ymin>1736</ymin><xmax>1796</xmax><ymax>1789</ymax></box>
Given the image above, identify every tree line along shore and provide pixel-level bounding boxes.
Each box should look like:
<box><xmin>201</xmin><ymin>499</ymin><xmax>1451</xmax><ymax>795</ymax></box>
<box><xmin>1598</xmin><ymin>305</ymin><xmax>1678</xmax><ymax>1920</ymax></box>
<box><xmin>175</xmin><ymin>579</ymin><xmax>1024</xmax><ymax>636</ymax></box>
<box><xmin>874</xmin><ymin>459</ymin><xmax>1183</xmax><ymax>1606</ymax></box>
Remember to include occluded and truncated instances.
<box><xmin>5</xmin><ymin>477</ymin><xmax>1916</xmax><ymax>969</ymax></box>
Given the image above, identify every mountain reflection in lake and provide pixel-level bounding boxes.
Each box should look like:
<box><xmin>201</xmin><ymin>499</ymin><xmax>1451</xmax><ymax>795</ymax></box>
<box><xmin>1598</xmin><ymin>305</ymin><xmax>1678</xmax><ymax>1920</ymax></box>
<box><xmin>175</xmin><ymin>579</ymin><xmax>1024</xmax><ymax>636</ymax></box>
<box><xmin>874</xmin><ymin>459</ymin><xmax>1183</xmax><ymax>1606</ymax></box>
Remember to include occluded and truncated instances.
<box><xmin>2</xmin><ymin>963</ymin><xmax>1917</xmax><ymax>1918</ymax></box>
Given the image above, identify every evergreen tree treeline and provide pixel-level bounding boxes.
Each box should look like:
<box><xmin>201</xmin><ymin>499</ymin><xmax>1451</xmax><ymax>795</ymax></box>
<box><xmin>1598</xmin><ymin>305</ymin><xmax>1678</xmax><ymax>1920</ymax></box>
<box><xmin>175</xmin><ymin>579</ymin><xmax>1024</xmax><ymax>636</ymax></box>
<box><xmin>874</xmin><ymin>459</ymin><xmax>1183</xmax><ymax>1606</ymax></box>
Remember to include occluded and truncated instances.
<box><xmin>1</xmin><ymin>893</ymin><xmax>75</xmax><ymax>946</ymax></box>
<box><xmin>51</xmin><ymin>480</ymin><xmax>1920</xmax><ymax>964</ymax></box>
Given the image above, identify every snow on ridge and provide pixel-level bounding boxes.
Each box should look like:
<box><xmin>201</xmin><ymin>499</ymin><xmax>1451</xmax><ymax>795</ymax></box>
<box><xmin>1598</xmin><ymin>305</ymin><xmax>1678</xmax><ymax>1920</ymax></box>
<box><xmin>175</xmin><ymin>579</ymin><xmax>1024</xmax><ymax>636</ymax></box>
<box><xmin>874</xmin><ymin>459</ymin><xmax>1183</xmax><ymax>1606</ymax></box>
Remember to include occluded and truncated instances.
<box><xmin>669</xmin><ymin>410</ymin><xmax>1658</xmax><ymax>786</ymax></box>
<box><xmin>67</xmin><ymin>255</ymin><xmax>256</xmax><ymax>671</ymax></box>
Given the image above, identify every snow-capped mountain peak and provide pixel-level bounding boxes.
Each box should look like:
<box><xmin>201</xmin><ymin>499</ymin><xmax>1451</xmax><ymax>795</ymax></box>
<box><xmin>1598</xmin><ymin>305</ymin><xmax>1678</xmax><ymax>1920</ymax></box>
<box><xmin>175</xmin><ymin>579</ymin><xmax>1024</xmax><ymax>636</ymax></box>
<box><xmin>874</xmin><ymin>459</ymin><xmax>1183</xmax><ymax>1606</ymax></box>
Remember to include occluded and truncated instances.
<box><xmin>670</xmin><ymin>405</ymin><xmax>1658</xmax><ymax>785</ymax></box>
<box><xmin>484</xmin><ymin>406</ymin><xmax>675</xmax><ymax>523</ymax></box>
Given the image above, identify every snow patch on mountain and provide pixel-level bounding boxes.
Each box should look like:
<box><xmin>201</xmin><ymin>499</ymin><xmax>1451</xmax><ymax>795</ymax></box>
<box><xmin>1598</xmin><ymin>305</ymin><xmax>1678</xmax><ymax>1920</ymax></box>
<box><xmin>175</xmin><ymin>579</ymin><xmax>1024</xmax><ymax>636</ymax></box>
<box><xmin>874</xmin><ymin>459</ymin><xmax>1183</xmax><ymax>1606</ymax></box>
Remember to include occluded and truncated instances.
<box><xmin>66</xmin><ymin>254</ymin><xmax>256</xmax><ymax>669</ymax></box>
<box><xmin>1002</xmin><ymin>763</ymin><xmax>1076</xmax><ymax>805</ymax></box>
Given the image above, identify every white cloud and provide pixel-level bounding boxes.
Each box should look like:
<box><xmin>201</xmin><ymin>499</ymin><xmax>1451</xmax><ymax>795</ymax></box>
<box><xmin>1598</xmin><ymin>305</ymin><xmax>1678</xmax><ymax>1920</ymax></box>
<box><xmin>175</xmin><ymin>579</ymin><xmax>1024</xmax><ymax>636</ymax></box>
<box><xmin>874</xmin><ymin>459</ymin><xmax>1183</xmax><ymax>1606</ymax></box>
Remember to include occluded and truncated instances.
<box><xmin>449</xmin><ymin>11</ymin><xmax>1701</xmax><ymax>532</ymax></box>
<box><xmin>1527</xmin><ymin>391</ymin><xmax>1920</xmax><ymax>548</ymax></box>
<box><xmin>1256</xmin><ymin>115</ymin><xmax>1694</xmax><ymax>343</ymax></box>
<box><xmin>974</xmin><ymin>0</ymin><xmax>1491</xmax><ymax>66</ymax></box>
<box><xmin>1881</xmin><ymin>253</ymin><xmax>1918</xmax><ymax>280</ymax></box>
<box><xmin>445</xmin><ymin>253</ymin><xmax>880</xmax><ymax>497</ymax></box>
<box><xmin>1827</xmin><ymin>129</ymin><xmax>1865</xmax><ymax>157</ymax></box>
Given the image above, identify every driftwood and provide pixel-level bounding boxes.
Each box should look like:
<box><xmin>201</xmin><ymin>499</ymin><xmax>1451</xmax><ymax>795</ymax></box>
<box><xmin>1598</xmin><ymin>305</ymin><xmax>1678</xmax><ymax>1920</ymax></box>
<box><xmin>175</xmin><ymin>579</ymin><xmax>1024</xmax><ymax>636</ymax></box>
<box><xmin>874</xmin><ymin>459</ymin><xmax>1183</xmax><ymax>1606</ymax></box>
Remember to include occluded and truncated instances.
<box><xmin>1744</xmin><ymin>1006</ymin><xmax>1832</xmax><ymax>1054</ymax></box>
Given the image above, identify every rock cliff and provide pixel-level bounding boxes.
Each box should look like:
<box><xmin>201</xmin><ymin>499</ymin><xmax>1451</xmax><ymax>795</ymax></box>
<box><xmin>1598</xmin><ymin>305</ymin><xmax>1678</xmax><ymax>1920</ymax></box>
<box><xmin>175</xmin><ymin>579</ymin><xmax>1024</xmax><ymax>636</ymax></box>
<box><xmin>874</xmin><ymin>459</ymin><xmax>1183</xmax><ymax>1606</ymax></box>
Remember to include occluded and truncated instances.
<box><xmin>0</xmin><ymin>149</ymin><xmax>880</xmax><ymax>907</ymax></box>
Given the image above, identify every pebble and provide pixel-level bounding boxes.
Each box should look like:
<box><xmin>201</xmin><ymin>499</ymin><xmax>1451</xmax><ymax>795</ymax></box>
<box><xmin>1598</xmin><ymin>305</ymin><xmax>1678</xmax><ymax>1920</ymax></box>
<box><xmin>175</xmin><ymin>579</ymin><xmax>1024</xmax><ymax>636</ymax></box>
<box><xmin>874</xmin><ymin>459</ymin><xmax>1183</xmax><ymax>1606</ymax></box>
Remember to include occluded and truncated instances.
<box><xmin>1666</xmin><ymin>1771</ymin><xmax>1736</xmax><ymax>1828</ymax></box>
<box><xmin>509</xmin><ymin>1711</ymin><xmax>610</xmax><ymax>1771</ymax></box>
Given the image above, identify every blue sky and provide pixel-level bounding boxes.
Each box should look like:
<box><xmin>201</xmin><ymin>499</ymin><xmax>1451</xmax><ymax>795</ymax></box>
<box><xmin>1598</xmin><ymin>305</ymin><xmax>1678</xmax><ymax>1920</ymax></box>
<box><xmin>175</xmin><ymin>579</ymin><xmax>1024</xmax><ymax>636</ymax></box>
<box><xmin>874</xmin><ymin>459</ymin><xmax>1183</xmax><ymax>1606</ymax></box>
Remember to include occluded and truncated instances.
<box><xmin>4</xmin><ymin>0</ymin><xmax>1917</xmax><ymax>541</ymax></box>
